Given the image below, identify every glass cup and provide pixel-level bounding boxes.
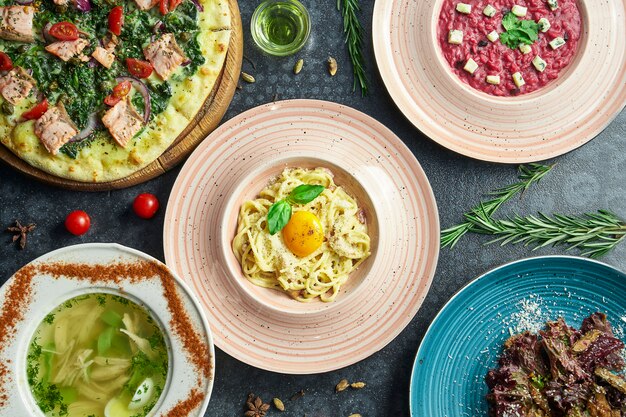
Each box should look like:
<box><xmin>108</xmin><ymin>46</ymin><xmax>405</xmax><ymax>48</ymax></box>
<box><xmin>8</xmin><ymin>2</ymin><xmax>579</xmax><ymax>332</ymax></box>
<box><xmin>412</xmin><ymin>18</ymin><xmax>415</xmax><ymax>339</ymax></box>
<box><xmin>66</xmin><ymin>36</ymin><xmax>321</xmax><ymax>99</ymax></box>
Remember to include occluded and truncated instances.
<box><xmin>250</xmin><ymin>0</ymin><xmax>311</xmax><ymax>56</ymax></box>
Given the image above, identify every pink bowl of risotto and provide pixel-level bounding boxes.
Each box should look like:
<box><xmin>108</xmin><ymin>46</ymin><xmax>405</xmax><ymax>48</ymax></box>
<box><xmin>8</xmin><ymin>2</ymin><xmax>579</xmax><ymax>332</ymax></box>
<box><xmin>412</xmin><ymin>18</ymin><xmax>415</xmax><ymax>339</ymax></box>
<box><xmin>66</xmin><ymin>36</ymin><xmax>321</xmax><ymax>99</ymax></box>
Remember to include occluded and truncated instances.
<box><xmin>373</xmin><ymin>0</ymin><xmax>626</xmax><ymax>162</ymax></box>
<box><xmin>438</xmin><ymin>0</ymin><xmax>582</xmax><ymax>96</ymax></box>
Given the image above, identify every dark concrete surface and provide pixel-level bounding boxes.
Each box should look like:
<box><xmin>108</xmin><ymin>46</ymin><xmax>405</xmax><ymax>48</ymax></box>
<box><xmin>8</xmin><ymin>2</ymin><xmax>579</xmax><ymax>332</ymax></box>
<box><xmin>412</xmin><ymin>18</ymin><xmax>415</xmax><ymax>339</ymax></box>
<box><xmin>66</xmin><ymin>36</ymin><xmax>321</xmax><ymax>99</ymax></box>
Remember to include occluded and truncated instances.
<box><xmin>0</xmin><ymin>0</ymin><xmax>625</xmax><ymax>416</ymax></box>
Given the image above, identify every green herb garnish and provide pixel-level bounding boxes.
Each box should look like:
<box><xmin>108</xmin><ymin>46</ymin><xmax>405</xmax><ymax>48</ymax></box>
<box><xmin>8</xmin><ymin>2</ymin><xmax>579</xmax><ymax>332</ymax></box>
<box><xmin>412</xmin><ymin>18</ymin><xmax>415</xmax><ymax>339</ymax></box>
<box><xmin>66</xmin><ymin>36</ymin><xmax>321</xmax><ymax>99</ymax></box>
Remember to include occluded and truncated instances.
<box><xmin>59</xmin><ymin>135</ymin><xmax>97</xmax><ymax>159</ymax></box>
<box><xmin>337</xmin><ymin>0</ymin><xmax>369</xmax><ymax>96</ymax></box>
<box><xmin>267</xmin><ymin>201</ymin><xmax>292</xmax><ymax>235</ymax></box>
<box><xmin>287</xmin><ymin>184</ymin><xmax>325</xmax><ymax>204</ymax></box>
<box><xmin>125</xmin><ymin>349</ymin><xmax>167</xmax><ymax>393</ymax></box>
<box><xmin>267</xmin><ymin>184</ymin><xmax>325</xmax><ymax>235</ymax></box>
<box><xmin>467</xmin><ymin>209</ymin><xmax>626</xmax><ymax>259</ymax></box>
<box><xmin>96</xmin><ymin>294</ymin><xmax>107</xmax><ymax>306</ymax></box>
<box><xmin>112</xmin><ymin>295</ymin><xmax>130</xmax><ymax>305</ymax></box>
<box><xmin>441</xmin><ymin>164</ymin><xmax>626</xmax><ymax>258</ymax></box>
<box><xmin>530</xmin><ymin>374</ymin><xmax>546</xmax><ymax>389</ymax></box>
<box><xmin>499</xmin><ymin>12</ymin><xmax>540</xmax><ymax>49</ymax></box>
<box><xmin>31</xmin><ymin>382</ymin><xmax>68</xmax><ymax>416</ymax></box>
<box><xmin>441</xmin><ymin>163</ymin><xmax>553</xmax><ymax>248</ymax></box>
<box><xmin>27</xmin><ymin>340</ymin><xmax>69</xmax><ymax>416</ymax></box>
<box><xmin>148</xmin><ymin>81</ymin><xmax>173</xmax><ymax>116</ymax></box>
<box><xmin>148</xmin><ymin>329</ymin><xmax>166</xmax><ymax>350</ymax></box>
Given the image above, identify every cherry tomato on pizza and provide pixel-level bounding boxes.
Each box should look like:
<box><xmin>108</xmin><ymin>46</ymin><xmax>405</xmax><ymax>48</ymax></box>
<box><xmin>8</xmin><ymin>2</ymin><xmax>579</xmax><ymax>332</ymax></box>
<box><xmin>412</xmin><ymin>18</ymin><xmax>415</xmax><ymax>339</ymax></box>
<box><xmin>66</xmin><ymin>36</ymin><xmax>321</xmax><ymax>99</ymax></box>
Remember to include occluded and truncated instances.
<box><xmin>108</xmin><ymin>6</ymin><xmax>124</xmax><ymax>36</ymax></box>
<box><xmin>159</xmin><ymin>0</ymin><xmax>169</xmax><ymax>15</ymax></box>
<box><xmin>22</xmin><ymin>99</ymin><xmax>49</xmax><ymax>120</ymax></box>
<box><xmin>0</xmin><ymin>52</ymin><xmax>13</xmax><ymax>71</ymax></box>
<box><xmin>169</xmin><ymin>0</ymin><xmax>183</xmax><ymax>11</ymax></box>
<box><xmin>103</xmin><ymin>80</ymin><xmax>131</xmax><ymax>106</ymax></box>
<box><xmin>126</xmin><ymin>58</ymin><xmax>153</xmax><ymax>78</ymax></box>
<box><xmin>49</xmin><ymin>22</ymin><xmax>79</xmax><ymax>41</ymax></box>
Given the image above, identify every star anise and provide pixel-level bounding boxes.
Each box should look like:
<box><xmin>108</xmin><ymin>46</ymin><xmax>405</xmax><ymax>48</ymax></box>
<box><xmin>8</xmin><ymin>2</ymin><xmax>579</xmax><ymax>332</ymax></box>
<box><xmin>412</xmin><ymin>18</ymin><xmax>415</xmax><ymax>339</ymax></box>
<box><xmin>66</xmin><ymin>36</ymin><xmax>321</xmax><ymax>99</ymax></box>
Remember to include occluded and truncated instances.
<box><xmin>244</xmin><ymin>393</ymin><xmax>270</xmax><ymax>417</ymax></box>
<box><xmin>6</xmin><ymin>220</ymin><xmax>36</xmax><ymax>250</ymax></box>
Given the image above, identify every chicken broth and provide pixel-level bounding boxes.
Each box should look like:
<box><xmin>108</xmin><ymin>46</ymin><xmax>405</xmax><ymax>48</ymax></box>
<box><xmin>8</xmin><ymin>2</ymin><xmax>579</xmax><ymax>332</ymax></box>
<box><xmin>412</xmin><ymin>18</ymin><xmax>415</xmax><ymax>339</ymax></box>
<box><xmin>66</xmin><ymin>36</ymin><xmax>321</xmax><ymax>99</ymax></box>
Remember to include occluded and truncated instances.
<box><xmin>26</xmin><ymin>293</ymin><xmax>168</xmax><ymax>417</ymax></box>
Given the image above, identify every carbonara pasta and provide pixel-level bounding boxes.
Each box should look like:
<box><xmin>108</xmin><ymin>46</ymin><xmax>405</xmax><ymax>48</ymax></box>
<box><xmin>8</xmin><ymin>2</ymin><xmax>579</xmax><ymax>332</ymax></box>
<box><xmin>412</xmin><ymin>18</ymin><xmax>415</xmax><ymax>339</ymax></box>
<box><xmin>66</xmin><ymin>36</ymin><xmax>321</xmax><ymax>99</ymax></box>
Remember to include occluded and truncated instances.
<box><xmin>232</xmin><ymin>168</ymin><xmax>371</xmax><ymax>302</ymax></box>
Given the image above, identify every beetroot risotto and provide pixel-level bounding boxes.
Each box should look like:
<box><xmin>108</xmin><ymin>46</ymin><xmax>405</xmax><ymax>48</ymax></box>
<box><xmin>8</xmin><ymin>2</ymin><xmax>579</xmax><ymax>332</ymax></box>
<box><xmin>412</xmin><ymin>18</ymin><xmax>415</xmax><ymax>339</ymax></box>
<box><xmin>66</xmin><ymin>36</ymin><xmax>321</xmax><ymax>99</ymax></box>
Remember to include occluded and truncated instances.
<box><xmin>438</xmin><ymin>0</ymin><xmax>582</xmax><ymax>96</ymax></box>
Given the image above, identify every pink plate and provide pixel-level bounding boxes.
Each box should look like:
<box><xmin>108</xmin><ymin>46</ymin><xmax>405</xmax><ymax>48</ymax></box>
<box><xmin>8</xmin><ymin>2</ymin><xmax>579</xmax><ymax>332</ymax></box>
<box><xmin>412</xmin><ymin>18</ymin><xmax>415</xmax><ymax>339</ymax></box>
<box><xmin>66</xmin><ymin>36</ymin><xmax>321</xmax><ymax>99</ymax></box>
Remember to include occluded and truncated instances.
<box><xmin>163</xmin><ymin>99</ymin><xmax>440</xmax><ymax>374</ymax></box>
<box><xmin>373</xmin><ymin>0</ymin><xmax>626</xmax><ymax>163</ymax></box>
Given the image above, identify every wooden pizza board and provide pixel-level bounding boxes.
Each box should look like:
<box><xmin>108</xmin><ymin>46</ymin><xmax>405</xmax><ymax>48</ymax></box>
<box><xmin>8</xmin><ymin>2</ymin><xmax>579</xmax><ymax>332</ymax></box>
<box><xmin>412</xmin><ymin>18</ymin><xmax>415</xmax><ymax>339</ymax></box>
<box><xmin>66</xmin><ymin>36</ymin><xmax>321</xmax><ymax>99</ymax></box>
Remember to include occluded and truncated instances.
<box><xmin>0</xmin><ymin>0</ymin><xmax>243</xmax><ymax>191</ymax></box>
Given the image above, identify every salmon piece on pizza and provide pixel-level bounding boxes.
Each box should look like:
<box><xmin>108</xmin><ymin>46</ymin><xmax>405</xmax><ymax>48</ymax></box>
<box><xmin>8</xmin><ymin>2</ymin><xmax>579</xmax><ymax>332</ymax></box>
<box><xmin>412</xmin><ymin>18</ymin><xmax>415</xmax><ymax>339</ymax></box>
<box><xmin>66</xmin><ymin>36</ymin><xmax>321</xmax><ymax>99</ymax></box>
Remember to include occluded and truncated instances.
<box><xmin>134</xmin><ymin>0</ymin><xmax>158</xmax><ymax>11</ymax></box>
<box><xmin>45</xmin><ymin>38</ymin><xmax>90</xmax><ymax>62</ymax></box>
<box><xmin>101</xmin><ymin>98</ymin><xmax>144</xmax><ymax>148</ymax></box>
<box><xmin>34</xmin><ymin>103</ymin><xmax>79</xmax><ymax>155</ymax></box>
<box><xmin>0</xmin><ymin>67</ymin><xmax>35</xmax><ymax>105</ymax></box>
<box><xmin>144</xmin><ymin>33</ymin><xmax>186</xmax><ymax>80</ymax></box>
<box><xmin>92</xmin><ymin>46</ymin><xmax>115</xmax><ymax>68</ymax></box>
<box><xmin>0</xmin><ymin>6</ymin><xmax>34</xmax><ymax>42</ymax></box>
<box><xmin>102</xmin><ymin>33</ymin><xmax>119</xmax><ymax>52</ymax></box>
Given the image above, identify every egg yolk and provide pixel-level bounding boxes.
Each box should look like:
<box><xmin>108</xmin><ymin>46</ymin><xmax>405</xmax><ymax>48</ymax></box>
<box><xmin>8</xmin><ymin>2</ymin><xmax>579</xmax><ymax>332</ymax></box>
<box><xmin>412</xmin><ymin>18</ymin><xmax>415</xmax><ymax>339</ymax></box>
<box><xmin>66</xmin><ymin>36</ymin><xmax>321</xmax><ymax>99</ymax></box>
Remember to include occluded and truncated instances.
<box><xmin>282</xmin><ymin>211</ymin><xmax>324</xmax><ymax>257</ymax></box>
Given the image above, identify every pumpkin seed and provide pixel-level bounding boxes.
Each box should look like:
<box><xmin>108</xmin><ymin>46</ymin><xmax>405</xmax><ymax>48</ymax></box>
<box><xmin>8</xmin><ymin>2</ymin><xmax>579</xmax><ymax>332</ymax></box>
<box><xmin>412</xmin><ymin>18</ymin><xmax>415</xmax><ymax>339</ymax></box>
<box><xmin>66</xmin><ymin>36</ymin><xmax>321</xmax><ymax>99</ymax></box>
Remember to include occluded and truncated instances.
<box><xmin>327</xmin><ymin>57</ymin><xmax>337</xmax><ymax>76</ymax></box>
<box><xmin>293</xmin><ymin>59</ymin><xmax>304</xmax><ymax>74</ymax></box>
<box><xmin>273</xmin><ymin>397</ymin><xmax>285</xmax><ymax>411</ymax></box>
<box><xmin>241</xmin><ymin>72</ymin><xmax>255</xmax><ymax>83</ymax></box>
<box><xmin>336</xmin><ymin>378</ymin><xmax>349</xmax><ymax>392</ymax></box>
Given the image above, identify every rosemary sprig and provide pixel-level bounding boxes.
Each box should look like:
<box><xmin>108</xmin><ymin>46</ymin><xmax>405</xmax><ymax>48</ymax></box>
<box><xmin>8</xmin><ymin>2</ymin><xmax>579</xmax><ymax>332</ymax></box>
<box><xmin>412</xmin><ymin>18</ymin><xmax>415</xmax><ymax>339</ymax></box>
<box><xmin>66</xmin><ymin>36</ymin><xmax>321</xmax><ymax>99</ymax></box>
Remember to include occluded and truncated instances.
<box><xmin>337</xmin><ymin>0</ymin><xmax>369</xmax><ymax>96</ymax></box>
<box><xmin>467</xmin><ymin>209</ymin><xmax>626</xmax><ymax>259</ymax></box>
<box><xmin>441</xmin><ymin>163</ymin><xmax>554</xmax><ymax>248</ymax></box>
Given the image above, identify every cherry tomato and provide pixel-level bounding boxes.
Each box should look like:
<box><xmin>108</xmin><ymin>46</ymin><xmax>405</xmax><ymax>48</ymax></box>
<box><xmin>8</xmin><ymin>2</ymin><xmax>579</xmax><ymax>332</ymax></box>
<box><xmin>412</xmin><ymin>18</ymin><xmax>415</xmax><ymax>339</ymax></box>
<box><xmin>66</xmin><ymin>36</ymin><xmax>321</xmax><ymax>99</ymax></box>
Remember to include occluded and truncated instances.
<box><xmin>169</xmin><ymin>0</ymin><xmax>182</xmax><ymax>11</ymax></box>
<box><xmin>108</xmin><ymin>6</ymin><xmax>124</xmax><ymax>36</ymax></box>
<box><xmin>126</xmin><ymin>58</ymin><xmax>153</xmax><ymax>78</ymax></box>
<box><xmin>113</xmin><ymin>80</ymin><xmax>131</xmax><ymax>97</ymax></box>
<box><xmin>104</xmin><ymin>80</ymin><xmax>131</xmax><ymax>106</ymax></box>
<box><xmin>0</xmin><ymin>51</ymin><xmax>13</xmax><ymax>71</ymax></box>
<box><xmin>22</xmin><ymin>99</ymin><xmax>49</xmax><ymax>120</ymax></box>
<box><xmin>133</xmin><ymin>193</ymin><xmax>159</xmax><ymax>219</ymax></box>
<box><xmin>65</xmin><ymin>210</ymin><xmax>91</xmax><ymax>236</ymax></box>
<box><xmin>159</xmin><ymin>0</ymin><xmax>169</xmax><ymax>15</ymax></box>
<box><xmin>49</xmin><ymin>22</ymin><xmax>79</xmax><ymax>41</ymax></box>
<box><xmin>103</xmin><ymin>95</ymin><xmax>121</xmax><ymax>106</ymax></box>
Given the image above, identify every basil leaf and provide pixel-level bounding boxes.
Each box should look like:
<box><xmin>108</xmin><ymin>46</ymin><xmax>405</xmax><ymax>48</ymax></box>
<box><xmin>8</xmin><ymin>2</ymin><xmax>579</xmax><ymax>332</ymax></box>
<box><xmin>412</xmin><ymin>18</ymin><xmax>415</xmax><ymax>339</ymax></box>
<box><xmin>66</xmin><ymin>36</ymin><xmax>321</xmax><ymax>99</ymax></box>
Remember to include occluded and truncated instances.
<box><xmin>287</xmin><ymin>185</ymin><xmax>325</xmax><ymax>205</ymax></box>
<box><xmin>267</xmin><ymin>200</ymin><xmax>292</xmax><ymax>235</ymax></box>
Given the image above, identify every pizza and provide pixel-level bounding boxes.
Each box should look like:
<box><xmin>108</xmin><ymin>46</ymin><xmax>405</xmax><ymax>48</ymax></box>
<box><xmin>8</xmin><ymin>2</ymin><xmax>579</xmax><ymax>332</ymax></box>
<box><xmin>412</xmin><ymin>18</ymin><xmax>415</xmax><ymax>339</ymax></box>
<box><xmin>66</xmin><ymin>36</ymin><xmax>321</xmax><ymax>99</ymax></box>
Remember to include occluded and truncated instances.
<box><xmin>0</xmin><ymin>0</ymin><xmax>231</xmax><ymax>182</ymax></box>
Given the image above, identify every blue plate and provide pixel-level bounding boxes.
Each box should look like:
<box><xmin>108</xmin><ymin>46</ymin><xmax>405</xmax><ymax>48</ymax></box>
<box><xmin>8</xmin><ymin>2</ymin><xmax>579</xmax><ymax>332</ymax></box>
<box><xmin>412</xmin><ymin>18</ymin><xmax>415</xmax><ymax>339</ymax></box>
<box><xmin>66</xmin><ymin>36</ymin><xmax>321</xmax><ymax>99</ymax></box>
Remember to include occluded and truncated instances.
<box><xmin>410</xmin><ymin>256</ymin><xmax>626</xmax><ymax>417</ymax></box>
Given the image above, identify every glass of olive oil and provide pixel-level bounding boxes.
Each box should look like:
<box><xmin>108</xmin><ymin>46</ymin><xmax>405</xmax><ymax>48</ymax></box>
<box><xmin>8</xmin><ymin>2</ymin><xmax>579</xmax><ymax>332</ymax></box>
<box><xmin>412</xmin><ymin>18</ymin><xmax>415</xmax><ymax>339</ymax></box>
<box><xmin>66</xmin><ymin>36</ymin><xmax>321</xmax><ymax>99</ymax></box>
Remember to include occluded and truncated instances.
<box><xmin>251</xmin><ymin>0</ymin><xmax>311</xmax><ymax>56</ymax></box>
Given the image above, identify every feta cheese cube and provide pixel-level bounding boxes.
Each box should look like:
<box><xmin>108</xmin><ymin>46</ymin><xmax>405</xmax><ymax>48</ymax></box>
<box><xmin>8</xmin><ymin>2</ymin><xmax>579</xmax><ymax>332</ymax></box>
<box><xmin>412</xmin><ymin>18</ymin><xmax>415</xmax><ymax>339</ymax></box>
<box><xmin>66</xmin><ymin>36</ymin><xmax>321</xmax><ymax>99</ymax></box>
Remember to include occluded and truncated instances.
<box><xmin>549</xmin><ymin>37</ymin><xmax>566</xmax><ymax>49</ymax></box>
<box><xmin>464</xmin><ymin>58</ymin><xmax>479</xmax><ymax>74</ymax></box>
<box><xmin>456</xmin><ymin>3</ymin><xmax>472</xmax><ymax>14</ymax></box>
<box><xmin>547</xmin><ymin>0</ymin><xmax>558</xmax><ymax>10</ymax></box>
<box><xmin>519</xmin><ymin>44</ymin><xmax>532</xmax><ymax>54</ymax></box>
<box><xmin>486</xmin><ymin>75</ymin><xmax>501</xmax><ymax>85</ymax></box>
<box><xmin>511</xmin><ymin>5</ymin><xmax>527</xmax><ymax>16</ymax></box>
<box><xmin>487</xmin><ymin>30</ymin><xmax>499</xmax><ymax>42</ymax></box>
<box><xmin>448</xmin><ymin>30</ymin><xmax>464</xmax><ymax>45</ymax></box>
<box><xmin>538</xmin><ymin>17</ymin><xmax>551</xmax><ymax>32</ymax></box>
<box><xmin>532</xmin><ymin>56</ymin><xmax>547</xmax><ymax>72</ymax></box>
<box><xmin>512</xmin><ymin>72</ymin><xmax>525</xmax><ymax>87</ymax></box>
<box><xmin>483</xmin><ymin>4</ymin><xmax>497</xmax><ymax>17</ymax></box>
